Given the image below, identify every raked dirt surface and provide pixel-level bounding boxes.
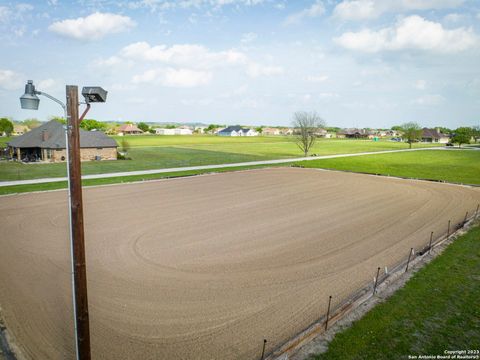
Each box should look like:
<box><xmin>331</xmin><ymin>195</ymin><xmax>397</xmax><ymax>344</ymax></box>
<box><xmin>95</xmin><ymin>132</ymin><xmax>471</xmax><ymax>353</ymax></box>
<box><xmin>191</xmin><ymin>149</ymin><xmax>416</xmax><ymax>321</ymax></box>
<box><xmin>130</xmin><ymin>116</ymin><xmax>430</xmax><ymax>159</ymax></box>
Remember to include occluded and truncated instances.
<box><xmin>0</xmin><ymin>168</ymin><xmax>479</xmax><ymax>360</ymax></box>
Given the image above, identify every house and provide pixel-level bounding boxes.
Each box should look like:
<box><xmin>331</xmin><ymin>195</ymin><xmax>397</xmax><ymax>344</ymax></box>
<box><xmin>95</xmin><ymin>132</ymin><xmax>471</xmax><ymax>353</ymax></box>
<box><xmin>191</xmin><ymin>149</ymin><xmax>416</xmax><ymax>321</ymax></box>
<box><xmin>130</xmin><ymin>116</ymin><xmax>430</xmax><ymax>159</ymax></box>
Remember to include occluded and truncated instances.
<box><xmin>12</xmin><ymin>125</ymin><xmax>29</xmax><ymax>136</ymax></box>
<box><xmin>218</xmin><ymin>126</ymin><xmax>258</xmax><ymax>136</ymax></box>
<box><xmin>155</xmin><ymin>128</ymin><xmax>176</xmax><ymax>135</ymax></box>
<box><xmin>174</xmin><ymin>127</ymin><xmax>193</xmax><ymax>135</ymax></box>
<box><xmin>262</xmin><ymin>127</ymin><xmax>281</xmax><ymax>136</ymax></box>
<box><xmin>280</xmin><ymin>128</ymin><xmax>294</xmax><ymax>135</ymax></box>
<box><xmin>337</xmin><ymin>128</ymin><xmax>373</xmax><ymax>139</ymax></box>
<box><xmin>421</xmin><ymin>128</ymin><xmax>450</xmax><ymax>143</ymax></box>
<box><xmin>314</xmin><ymin>128</ymin><xmax>334</xmax><ymax>138</ymax></box>
<box><xmin>194</xmin><ymin>126</ymin><xmax>207</xmax><ymax>134</ymax></box>
<box><xmin>118</xmin><ymin>124</ymin><xmax>143</xmax><ymax>135</ymax></box>
<box><xmin>7</xmin><ymin>120</ymin><xmax>117</xmax><ymax>162</ymax></box>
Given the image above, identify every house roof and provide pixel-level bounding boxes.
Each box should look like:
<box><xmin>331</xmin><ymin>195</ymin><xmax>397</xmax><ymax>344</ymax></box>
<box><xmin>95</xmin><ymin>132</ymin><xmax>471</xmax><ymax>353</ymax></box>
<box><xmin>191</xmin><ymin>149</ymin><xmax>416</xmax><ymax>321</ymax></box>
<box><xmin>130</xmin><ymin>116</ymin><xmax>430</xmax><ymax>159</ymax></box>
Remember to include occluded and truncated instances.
<box><xmin>118</xmin><ymin>124</ymin><xmax>142</xmax><ymax>132</ymax></box>
<box><xmin>8</xmin><ymin>120</ymin><xmax>117</xmax><ymax>149</ymax></box>
<box><xmin>219</xmin><ymin>125</ymin><xmax>243</xmax><ymax>133</ymax></box>
<box><xmin>338</xmin><ymin>128</ymin><xmax>372</xmax><ymax>135</ymax></box>
<box><xmin>421</xmin><ymin>128</ymin><xmax>447</xmax><ymax>139</ymax></box>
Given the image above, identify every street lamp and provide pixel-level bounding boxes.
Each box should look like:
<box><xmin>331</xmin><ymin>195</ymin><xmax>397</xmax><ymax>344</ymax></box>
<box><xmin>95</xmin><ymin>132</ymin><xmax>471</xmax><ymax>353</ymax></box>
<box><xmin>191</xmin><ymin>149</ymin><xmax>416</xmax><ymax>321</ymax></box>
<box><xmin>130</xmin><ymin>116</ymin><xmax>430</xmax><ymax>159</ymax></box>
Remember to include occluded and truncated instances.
<box><xmin>20</xmin><ymin>80</ymin><xmax>107</xmax><ymax>360</ymax></box>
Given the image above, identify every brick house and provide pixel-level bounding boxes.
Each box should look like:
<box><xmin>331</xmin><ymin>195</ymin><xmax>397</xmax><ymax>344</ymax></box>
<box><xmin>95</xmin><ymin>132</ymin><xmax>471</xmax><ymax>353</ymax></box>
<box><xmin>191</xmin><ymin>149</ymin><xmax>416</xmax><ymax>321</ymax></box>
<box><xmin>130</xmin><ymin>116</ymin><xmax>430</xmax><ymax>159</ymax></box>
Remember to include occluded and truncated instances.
<box><xmin>7</xmin><ymin>120</ymin><xmax>118</xmax><ymax>162</ymax></box>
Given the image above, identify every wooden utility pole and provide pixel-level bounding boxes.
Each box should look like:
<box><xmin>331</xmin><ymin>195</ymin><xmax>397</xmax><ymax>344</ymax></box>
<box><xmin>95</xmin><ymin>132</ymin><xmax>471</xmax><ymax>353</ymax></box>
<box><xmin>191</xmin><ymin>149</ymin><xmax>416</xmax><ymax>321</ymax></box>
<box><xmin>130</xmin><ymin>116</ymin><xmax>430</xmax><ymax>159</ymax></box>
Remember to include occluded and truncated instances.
<box><xmin>66</xmin><ymin>85</ymin><xmax>91</xmax><ymax>360</ymax></box>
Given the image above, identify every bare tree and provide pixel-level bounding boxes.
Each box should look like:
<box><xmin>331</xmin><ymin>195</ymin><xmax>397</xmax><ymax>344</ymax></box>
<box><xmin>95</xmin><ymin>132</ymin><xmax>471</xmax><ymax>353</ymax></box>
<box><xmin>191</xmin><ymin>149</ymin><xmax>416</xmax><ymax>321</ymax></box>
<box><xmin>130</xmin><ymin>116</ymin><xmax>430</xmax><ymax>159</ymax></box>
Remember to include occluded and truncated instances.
<box><xmin>401</xmin><ymin>122</ymin><xmax>422</xmax><ymax>149</ymax></box>
<box><xmin>292</xmin><ymin>111</ymin><xmax>325</xmax><ymax>156</ymax></box>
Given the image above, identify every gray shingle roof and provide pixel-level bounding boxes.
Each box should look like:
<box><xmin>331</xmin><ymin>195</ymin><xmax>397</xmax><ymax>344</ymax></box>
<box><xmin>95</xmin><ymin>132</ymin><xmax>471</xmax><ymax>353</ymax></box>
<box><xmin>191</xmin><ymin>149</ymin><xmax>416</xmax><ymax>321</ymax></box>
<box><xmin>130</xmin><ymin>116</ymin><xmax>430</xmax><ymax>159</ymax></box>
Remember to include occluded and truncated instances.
<box><xmin>7</xmin><ymin>120</ymin><xmax>117</xmax><ymax>149</ymax></box>
<box><xmin>421</xmin><ymin>128</ymin><xmax>447</xmax><ymax>139</ymax></box>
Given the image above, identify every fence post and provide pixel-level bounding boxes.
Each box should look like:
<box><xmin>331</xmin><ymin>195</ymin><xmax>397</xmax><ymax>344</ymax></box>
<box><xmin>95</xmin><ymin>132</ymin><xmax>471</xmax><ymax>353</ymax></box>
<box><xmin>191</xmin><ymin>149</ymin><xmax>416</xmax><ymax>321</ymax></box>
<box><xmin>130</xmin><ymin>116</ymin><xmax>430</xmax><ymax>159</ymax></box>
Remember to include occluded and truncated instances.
<box><xmin>373</xmin><ymin>267</ymin><xmax>381</xmax><ymax>295</ymax></box>
<box><xmin>428</xmin><ymin>231</ymin><xmax>434</xmax><ymax>254</ymax></box>
<box><xmin>260</xmin><ymin>339</ymin><xmax>267</xmax><ymax>360</ymax></box>
<box><xmin>405</xmin><ymin>248</ymin><xmax>414</xmax><ymax>273</ymax></box>
<box><xmin>325</xmin><ymin>295</ymin><xmax>332</xmax><ymax>331</ymax></box>
<box><xmin>447</xmin><ymin>220</ymin><xmax>451</xmax><ymax>239</ymax></box>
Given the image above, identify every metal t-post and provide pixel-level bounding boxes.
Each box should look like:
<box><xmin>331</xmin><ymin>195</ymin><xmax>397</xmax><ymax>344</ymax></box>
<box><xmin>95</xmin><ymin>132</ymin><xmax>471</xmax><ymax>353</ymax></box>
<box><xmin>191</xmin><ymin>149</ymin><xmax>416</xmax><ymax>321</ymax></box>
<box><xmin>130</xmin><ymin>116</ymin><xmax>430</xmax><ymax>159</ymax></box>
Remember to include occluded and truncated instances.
<box><xmin>66</xmin><ymin>85</ymin><xmax>91</xmax><ymax>360</ymax></box>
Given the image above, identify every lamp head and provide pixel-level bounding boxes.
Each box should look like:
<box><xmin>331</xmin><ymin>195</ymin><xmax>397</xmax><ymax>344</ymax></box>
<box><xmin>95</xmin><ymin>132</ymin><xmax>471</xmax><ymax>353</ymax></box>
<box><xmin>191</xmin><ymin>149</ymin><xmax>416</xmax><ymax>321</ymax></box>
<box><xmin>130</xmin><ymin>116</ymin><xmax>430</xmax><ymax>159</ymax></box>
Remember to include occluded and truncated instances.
<box><xmin>20</xmin><ymin>80</ymin><xmax>40</xmax><ymax>110</ymax></box>
<box><xmin>82</xmin><ymin>86</ymin><xmax>107</xmax><ymax>103</ymax></box>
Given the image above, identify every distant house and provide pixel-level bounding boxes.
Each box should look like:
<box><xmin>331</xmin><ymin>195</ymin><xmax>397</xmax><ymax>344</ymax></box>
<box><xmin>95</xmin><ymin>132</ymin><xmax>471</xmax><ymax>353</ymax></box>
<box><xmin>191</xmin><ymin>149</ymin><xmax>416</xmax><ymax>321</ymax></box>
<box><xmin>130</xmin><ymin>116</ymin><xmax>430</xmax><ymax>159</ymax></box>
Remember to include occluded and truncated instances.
<box><xmin>421</xmin><ymin>128</ymin><xmax>450</xmax><ymax>143</ymax></box>
<box><xmin>262</xmin><ymin>127</ymin><xmax>281</xmax><ymax>136</ymax></box>
<box><xmin>7</xmin><ymin>120</ymin><xmax>117</xmax><ymax>162</ymax></box>
<box><xmin>195</xmin><ymin>126</ymin><xmax>207</xmax><ymax>134</ymax></box>
<box><xmin>174</xmin><ymin>127</ymin><xmax>193</xmax><ymax>135</ymax></box>
<box><xmin>155</xmin><ymin>128</ymin><xmax>176</xmax><ymax>135</ymax></box>
<box><xmin>337</xmin><ymin>128</ymin><xmax>373</xmax><ymax>139</ymax></box>
<box><xmin>218</xmin><ymin>126</ymin><xmax>258</xmax><ymax>136</ymax></box>
<box><xmin>12</xmin><ymin>125</ymin><xmax>29</xmax><ymax>136</ymax></box>
<box><xmin>314</xmin><ymin>128</ymin><xmax>334</xmax><ymax>138</ymax></box>
<box><xmin>280</xmin><ymin>128</ymin><xmax>294</xmax><ymax>135</ymax></box>
<box><xmin>118</xmin><ymin>124</ymin><xmax>143</xmax><ymax>135</ymax></box>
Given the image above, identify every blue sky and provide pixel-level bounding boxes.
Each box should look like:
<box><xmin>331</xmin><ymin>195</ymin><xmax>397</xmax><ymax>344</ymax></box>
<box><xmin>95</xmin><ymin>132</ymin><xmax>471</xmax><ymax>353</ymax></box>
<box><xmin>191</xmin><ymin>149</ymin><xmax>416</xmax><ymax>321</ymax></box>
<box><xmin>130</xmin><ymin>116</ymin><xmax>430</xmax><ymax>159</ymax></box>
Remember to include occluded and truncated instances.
<box><xmin>1</xmin><ymin>0</ymin><xmax>479</xmax><ymax>128</ymax></box>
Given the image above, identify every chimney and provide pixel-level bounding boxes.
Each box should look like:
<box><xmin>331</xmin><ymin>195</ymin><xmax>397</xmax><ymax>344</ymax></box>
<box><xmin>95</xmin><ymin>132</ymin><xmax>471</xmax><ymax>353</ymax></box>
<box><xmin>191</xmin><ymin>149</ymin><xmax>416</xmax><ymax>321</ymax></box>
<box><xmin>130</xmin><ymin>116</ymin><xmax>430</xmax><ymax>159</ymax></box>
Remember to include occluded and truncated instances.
<box><xmin>42</xmin><ymin>130</ymin><xmax>49</xmax><ymax>141</ymax></box>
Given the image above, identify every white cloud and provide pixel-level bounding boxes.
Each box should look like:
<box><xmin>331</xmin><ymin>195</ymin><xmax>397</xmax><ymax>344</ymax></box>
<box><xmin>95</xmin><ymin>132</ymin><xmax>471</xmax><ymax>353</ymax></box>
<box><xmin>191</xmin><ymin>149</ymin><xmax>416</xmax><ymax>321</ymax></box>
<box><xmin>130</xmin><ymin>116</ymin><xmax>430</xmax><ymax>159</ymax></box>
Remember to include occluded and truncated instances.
<box><xmin>127</xmin><ymin>0</ymin><xmax>267</xmax><ymax>12</ymax></box>
<box><xmin>118</xmin><ymin>41</ymin><xmax>283</xmax><ymax>79</ymax></box>
<box><xmin>0</xmin><ymin>69</ymin><xmax>24</xmax><ymax>90</ymax></box>
<box><xmin>306</xmin><ymin>75</ymin><xmax>329</xmax><ymax>82</ymax></box>
<box><xmin>49</xmin><ymin>12</ymin><xmax>135</xmax><ymax>41</ymax></box>
<box><xmin>38</xmin><ymin>78</ymin><xmax>57</xmax><ymax>91</ymax></box>
<box><xmin>246</xmin><ymin>63</ymin><xmax>284</xmax><ymax>77</ymax></box>
<box><xmin>333</xmin><ymin>0</ymin><xmax>377</xmax><ymax>21</ymax></box>
<box><xmin>415</xmin><ymin>79</ymin><xmax>427</xmax><ymax>89</ymax></box>
<box><xmin>241</xmin><ymin>32</ymin><xmax>257</xmax><ymax>43</ymax></box>
<box><xmin>413</xmin><ymin>94</ymin><xmax>445</xmax><ymax>105</ymax></box>
<box><xmin>121</xmin><ymin>42</ymin><xmax>247</xmax><ymax>69</ymax></box>
<box><xmin>285</xmin><ymin>1</ymin><xmax>325</xmax><ymax>25</ymax></box>
<box><xmin>0</xmin><ymin>6</ymin><xmax>11</xmax><ymax>24</ymax></box>
<box><xmin>334</xmin><ymin>15</ymin><xmax>477</xmax><ymax>53</ymax></box>
<box><xmin>16</xmin><ymin>3</ymin><xmax>34</xmax><ymax>12</ymax></box>
<box><xmin>333</xmin><ymin>0</ymin><xmax>464</xmax><ymax>21</ymax></box>
<box><xmin>132</xmin><ymin>68</ymin><xmax>212</xmax><ymax>87</ymax></box>
<box><xmin>443</xmin><ymin>13</ymin><xmax>464</xmax><ymax>23</ymax></box>
<box><xmin>318</xmin><ymin>92</ymin><xmax>339</xmax><ymax>98</ymax></box>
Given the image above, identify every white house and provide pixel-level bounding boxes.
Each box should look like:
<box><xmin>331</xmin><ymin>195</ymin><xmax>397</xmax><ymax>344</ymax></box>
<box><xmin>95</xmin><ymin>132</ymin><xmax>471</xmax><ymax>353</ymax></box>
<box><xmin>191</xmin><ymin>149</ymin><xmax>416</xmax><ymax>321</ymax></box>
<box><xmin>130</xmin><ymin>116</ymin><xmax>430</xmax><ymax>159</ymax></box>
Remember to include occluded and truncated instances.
<box><xmin>174</xmin><ymin>128</ymin><xmax>193</xmax><ymax>135</ymax></box>
<box><xmin>195</xmin><ymin>126</ymin><xmax>207</xmax><ymax>134</ymax></box>
<box><xmin>155</xmin><ymin>128</ymin><xmax>176</xmax><ymax>135</ymax></box>
<box><xmin>218</xmin><ymin>126</ymin><xmax>258</xmax><ymax>136</ymax></box>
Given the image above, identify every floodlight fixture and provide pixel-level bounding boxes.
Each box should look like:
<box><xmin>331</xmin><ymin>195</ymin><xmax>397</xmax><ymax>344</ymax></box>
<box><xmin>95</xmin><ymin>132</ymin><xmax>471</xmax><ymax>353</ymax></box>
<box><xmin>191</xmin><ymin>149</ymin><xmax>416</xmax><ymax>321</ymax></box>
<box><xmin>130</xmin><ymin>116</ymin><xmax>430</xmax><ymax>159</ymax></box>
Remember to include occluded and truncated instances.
<box><xmin>81</xmin><ymin>86</ymin><xmax>107</xmax><ymax>103</ymax></box>
<box><xmin>20</xmin><ymin>80</ymin><xmax>40</xmax><ymax>110</ymax></box>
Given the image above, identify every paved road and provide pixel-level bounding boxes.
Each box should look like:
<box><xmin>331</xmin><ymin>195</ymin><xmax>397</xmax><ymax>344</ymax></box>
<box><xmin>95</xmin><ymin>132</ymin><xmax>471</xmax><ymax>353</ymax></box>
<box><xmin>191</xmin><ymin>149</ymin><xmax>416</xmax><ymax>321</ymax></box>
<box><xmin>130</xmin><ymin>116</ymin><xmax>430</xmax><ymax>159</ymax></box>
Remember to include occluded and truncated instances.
<box><xmin>0</xmin><ymin>147</ymin><xmax>443</xmax><ymax>188</ymax></box>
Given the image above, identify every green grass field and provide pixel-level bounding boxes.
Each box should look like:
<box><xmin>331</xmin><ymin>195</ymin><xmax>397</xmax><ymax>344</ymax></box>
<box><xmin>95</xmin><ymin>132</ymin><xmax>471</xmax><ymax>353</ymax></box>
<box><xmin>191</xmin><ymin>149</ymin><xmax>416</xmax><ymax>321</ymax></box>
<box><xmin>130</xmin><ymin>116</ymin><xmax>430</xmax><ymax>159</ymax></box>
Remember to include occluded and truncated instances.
<box><xmin>297</xmin><ymin>150</ymin><xmax>480</xmax><ymax>185</ymax></box>
<box><xmin>313</xmin><ymin>223</ymin><xmax>480</xmax><ymax>360</ymax></box>
<box><xmin>0</xmin><ymin>135</ymin><xmax>440</xmax><ymax>182</ymax></box>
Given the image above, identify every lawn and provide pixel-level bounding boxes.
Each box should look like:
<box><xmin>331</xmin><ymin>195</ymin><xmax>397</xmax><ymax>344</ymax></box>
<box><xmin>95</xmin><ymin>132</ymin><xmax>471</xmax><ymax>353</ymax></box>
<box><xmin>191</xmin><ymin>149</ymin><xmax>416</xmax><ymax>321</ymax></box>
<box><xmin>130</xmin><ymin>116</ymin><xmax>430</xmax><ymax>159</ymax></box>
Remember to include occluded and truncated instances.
<box><xmin>297</xmin><ymin>150</ymin><xmax>480</xmax><ymax>185</ymax></box>
<box><xmin>0</xmin><ymin>135</ymin><xmax>440</xmax><ymax>182</ymax></box>
<box><xmin>313</xmin><ymin>223</ymin><xmax>480</xmax><ymax>360</ymax></box>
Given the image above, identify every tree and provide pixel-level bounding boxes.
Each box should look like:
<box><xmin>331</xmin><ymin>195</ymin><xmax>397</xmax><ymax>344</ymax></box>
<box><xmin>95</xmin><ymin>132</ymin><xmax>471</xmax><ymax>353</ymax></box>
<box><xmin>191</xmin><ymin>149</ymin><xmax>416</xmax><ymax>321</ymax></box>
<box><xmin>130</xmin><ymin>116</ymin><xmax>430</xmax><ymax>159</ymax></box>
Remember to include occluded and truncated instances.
<box><xmin>401</xmin><ymin>122</ymin><xmax>422</xmax><ymax>149</ymax></box>
<box><xmin>22</xmin><ymin>118</ymin><xmax>41</xmax><ymax>129</ymax></box>
<box><xmin>80</xmin><ymin>119</ymin><xmax>107</xmax><ymax>132</ymax></box>
<box><xmin>0</xmin><ymin>118</ymin><xmax>13</xmax><ymax>136</ymax></box>
<box><xmin>50</xmin><ymin>116</ymin><xmax>66</xmax><ymax>125</ymax></box>
<box><xmin>391</xmin><ymin>125</ymin><xmax>403</xmax><ymax>131</ymax></box>
<box><xmin>255</xmin><ymin>126</ymin><xmax>263</xmax><ymax>134</ymax></box>
<box><xmin>137</xmin><ymin>122</ymin><xmax>150</xmax><ymax>133</ymax></box>
<box><xmin>292</xmin><ymin>111</ymin><xmax>325</xmax><ymax>156</ymax></box>
<box><xmin>436</xmin><ymin>126</ymin><xmax>452</xmax><ymax>135</ymax></box>
<box><xmin>472</xmin><ymin>125</ymin><xmax>480</xmax><ymax>143</ymax></box>
<box><xmin>120</xmin><ymin>138</ymin><xmax>131</xmax><ymax>154</ymax></box>
<box><xmin>451</xmin><ymin>127</ymin><xmax>472</xmax><ymax>147</ymax></box>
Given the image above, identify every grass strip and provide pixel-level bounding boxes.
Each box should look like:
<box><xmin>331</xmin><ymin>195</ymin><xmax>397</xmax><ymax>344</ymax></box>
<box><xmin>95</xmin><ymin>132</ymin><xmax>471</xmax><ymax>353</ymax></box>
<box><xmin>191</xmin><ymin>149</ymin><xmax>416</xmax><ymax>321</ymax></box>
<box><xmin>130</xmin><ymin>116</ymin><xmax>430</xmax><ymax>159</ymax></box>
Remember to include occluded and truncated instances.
<box><xmin>313</xmin><ymin>224</ymin><xmax>480</xmax><ymax>360</ymax></box>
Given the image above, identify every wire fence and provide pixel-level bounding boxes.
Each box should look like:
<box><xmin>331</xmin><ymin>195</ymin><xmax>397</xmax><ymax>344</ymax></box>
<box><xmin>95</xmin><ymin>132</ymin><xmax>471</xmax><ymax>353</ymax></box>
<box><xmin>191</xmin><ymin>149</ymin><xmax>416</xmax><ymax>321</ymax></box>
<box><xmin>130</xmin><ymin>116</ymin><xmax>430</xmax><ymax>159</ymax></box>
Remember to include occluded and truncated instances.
<box><xmin>262</xmin><ymin>203</ymin><xmax>480</xmax><ymax>360</ymax></box>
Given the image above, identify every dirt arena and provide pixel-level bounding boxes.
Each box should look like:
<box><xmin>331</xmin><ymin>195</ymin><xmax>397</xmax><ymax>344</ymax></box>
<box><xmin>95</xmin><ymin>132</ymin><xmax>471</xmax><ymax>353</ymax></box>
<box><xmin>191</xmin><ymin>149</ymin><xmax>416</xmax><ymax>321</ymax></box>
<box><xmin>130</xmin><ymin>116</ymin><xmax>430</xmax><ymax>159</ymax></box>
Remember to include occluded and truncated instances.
<box><xmin>1</xmin><ymin>168</ymin><xmax>479</xmax><ymax>360</ymax></box>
